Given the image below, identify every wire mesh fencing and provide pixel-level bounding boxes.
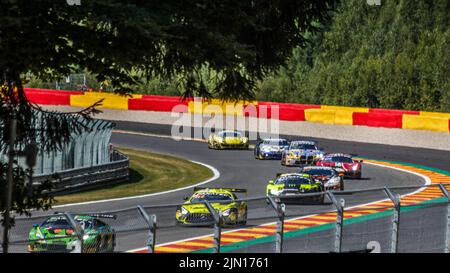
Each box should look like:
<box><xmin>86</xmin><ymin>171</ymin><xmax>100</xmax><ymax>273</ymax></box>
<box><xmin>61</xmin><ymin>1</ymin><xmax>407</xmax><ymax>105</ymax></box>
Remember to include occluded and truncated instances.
<box><xmin>1</xmin><ymin>184</ymin><xmax>450</xmax><ymax>253</ymax></box>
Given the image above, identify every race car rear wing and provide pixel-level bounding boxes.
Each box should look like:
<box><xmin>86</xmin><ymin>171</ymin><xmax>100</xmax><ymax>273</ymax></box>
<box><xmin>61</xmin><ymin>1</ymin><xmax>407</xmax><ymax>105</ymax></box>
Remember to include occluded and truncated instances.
<box><xmin>193</xmin><ymin>187</ymin><xmax>248</xmax><ymax>194</ymax></box>
<box><xmin>54</xmin><ymin>212</ymin><xmax>117</xmax><ymax>220</ymax></box>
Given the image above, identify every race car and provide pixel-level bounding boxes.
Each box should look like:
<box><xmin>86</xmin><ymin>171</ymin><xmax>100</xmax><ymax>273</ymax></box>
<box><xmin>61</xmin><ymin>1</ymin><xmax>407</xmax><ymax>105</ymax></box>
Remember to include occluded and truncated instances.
<box><xmin>28</xmin><ymin>213</ymin><xmax>116</xmax><ymax>253</ymax></box>
<box><xmin>254</xmin><ymin>138</ymin><xmax>290</xmax><ymax>160</ymax></box>
<box><xmin>176</xmin><ymin>187</ymin><xmax>248</xmax><ymax>226</ymax></box>
<box><xmin>207</xmin><ymin>130</ymin><xmax>249</xmax><ymax>150</ymax></box>
<box><xmin>266</xmin><ymin>173</ymin><xmax>325</xmax><ymax>204</ymax></box>
<box><xmin>281</xmin><ymin>141</ymin><xmax>324</xmax><ymax>166</ymax></box>
<box><xmin>316</xmin><ymin>153</ymin><xmax>363</xmax><ymax>179</ymax></box>
<box><xmin>300</xmin><ymin>166</ymin><xmax>345</xmax><ymax>191</ymax></box>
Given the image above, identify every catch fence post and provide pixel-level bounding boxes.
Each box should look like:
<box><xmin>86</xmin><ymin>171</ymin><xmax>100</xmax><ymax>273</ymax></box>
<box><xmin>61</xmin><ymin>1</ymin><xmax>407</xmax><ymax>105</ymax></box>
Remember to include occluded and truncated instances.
<box><xmin>384</xmin><ymin>187</ymin><xmax>400</xmax><ymax>253</ymax></box>
<box><xmin>438</xmin><ymin>184</ymin><xmax>450</xmax><ymax>253</ymax></box>
<box><xmin>327</xmin><ymin>192</ymin><xmax>345</xmax><ymax>253</ymax></box>
<box><xmin>267</xmin><ymin>196</ymin><xmax>285</xmax><ymax>253</ymax></box>
<box><xmin>65</xmin><ymin>212</ymin><xmax>84</xmax><ymax>253</ymax></box>
<box><xmin>137</xmin><ymin>206</ymin><xmax>157</xmax><ymax>253</ymax></box>
<box><xmin>204</xmin><ymin>201</ymin><xmax>222</xmax><ymax>253</ymax></box>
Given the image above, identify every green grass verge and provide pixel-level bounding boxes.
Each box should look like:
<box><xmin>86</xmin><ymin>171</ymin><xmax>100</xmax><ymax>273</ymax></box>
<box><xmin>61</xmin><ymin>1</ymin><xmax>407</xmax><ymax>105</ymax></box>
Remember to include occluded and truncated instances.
<box><xmin>54</xmin><ymin>148</ymin><xmax>214</xmax><ymax>205</ymax></box>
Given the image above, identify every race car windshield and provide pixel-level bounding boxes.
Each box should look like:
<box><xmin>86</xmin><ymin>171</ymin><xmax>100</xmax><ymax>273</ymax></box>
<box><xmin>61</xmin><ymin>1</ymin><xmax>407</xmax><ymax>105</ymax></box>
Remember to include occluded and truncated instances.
<box><xmin>327</xmin><ymin>156</ymin><xmax>353</xmax><ymax>163</ymax></box>
<box><xmin>275</xmin><ymin>177</ymin><xmax>312</xmax><ymax>186</ymax></box>
<box><xmin>190</xmin><ymin>193</ymin><xmax>233</xmax><ymax>203</ymax></box>
<box><xmin>303</xmin><ymin>169</ymin><xmax>334</xmax><ymax>176</ymax></box>
<box><xmin>220</xmin><ymin>131</ymin><xmax>241</xmax><ymax>138</ymax></box>
<box><xmin>290</xmin><ymin>143</ymin><xmax>316</xmax><ymax>150</ymax></box>
<box><xmin>41</xmin><ymin>217</ymin><xmax>72</xmax><ymax>229</ymax></box>
<box><xmin>263</xmin><ymin>140</ymin><xmax>288</xmax><ymax>145</ymax></box>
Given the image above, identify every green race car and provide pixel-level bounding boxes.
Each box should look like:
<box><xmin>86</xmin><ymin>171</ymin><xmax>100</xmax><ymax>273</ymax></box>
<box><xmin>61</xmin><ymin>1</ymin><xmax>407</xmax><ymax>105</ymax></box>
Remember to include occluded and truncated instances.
<box><xmin>207</xmin><ymin>130</ymin><xmax>249</xmax><ymax>150</ymax></box>
<box><xmin>176</xmin><ymin>187</ymin><xmax>248</xmax><ymax>226</ymax></box>
<box><xmin>28</xmin><ymin>213</ymin><xmax>116</xmax><ymax>253</ymax></box>
<box><xmin>266</xmin><ymin>173</ymin><xmax>325</xmax><ymax>204</ymax></box>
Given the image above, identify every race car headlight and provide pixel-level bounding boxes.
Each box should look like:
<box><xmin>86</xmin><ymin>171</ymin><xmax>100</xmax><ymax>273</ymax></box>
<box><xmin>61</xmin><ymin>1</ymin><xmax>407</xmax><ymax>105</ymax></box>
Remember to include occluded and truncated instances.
<box><xmin>325</xmin><ymin>177</ymin><xmax>340</xmax><ymax>187</ymax></box>
<box><xmin>221</xmin><ymin>209</ymin><xmax>231</xmax><ymax>217</ymax></box>
<box><xmin>82</xmin><ymin>234</ymin><xmax>90</xmax><ymax>241</ymax></box>
<box><xmin>181</xmin><ymin>207</ymin><xmax>188</xmax><ymax>215</ymax></box>
<box><xmin>270</xmin><ymin>189</ymin><xmax>282</xmax><ymax>196</ymax></box>
<box><xmin>242</xmin><ymin>138</ymin><xmax>248</xmax><ymax>143</ymax></box>
<box><xmin>352</xmin><ymin>165</ymin><xmax>359</xmax><ymax>171</ymax></box>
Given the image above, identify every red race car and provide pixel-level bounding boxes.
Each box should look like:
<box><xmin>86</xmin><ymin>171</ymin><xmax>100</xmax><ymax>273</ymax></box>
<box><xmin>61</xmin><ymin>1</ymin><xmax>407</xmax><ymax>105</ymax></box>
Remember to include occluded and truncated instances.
<box><xmin>316</xmin><ymin>153</ymin><xmax>363</xmax><ymax>179</ymax></box>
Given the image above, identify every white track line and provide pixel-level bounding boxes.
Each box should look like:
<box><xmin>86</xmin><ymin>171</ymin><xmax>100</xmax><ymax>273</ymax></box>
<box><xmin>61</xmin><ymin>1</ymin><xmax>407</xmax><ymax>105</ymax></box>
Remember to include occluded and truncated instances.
<box><xmin>126</xmin><ymin>161</ymin><xmax>432</xmax><ymax>252</ymax></box>
<box><xmin>53</xmin><ymin>160</ymin><xmax>220</xmax><ymax>208</ymax></box>
<box><xmin>113</xmin><ymin>130</ymin><xmax>207</xmax><ymax>142</ymax></box>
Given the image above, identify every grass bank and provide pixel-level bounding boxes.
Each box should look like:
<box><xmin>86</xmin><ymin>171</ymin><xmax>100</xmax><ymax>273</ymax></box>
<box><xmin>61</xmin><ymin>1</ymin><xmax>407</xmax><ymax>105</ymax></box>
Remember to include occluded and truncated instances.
<box><xmin>54</xmin><ymin>147</ymin><xmax>214</xmax><ymax>205</ymax></box>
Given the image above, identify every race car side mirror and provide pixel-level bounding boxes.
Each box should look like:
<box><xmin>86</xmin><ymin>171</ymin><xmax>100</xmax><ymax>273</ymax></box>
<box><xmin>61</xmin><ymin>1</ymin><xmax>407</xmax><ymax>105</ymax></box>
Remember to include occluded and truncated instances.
<box><xmin>183</xmin><ymin>196</ymin><xmax>189</xmax><ymax>201</ymax></box>
<box><xmin>33</xmin><ymin>224</ymin><xmax>39</xmax><ymax>228</ymax></box>
<box><xmin>359</xmin><ymin>160</ymin><xmax>364</xmax><ymax>163</ymax></box>
<box><xmin>339</xmin><ymin>173</ymin><xmax>344</xmax><ymax>177</ymax></box>
<box><xmin>268</xmin><ymin>180</ymin><xmax>274</xmax><ymax>185</ymax></box>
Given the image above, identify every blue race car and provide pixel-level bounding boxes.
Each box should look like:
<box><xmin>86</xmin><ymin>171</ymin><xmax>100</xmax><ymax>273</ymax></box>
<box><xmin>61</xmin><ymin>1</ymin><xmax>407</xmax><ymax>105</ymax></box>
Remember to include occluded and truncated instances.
<box><xmin>281</xmin><ymin>141</ymin><xmax>324</xmax><ymax>166</ymax></box>
<box><xmin>254</xmin><ymin>138</ymin><xmax>290</xmax><ymax>160</ymax></box>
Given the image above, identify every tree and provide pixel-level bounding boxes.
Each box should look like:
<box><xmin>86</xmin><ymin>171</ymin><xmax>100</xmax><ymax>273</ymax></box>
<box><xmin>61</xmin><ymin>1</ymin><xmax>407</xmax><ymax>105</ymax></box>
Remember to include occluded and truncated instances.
<box><xmin>0</xmin><ymin>0</ymin><xmax>338</xmax><ymax>245</ymax></box>
<box><xmin>256</xmin><ymin>0</ymin><xmax>450</xmax><ymax>112</ymax></box>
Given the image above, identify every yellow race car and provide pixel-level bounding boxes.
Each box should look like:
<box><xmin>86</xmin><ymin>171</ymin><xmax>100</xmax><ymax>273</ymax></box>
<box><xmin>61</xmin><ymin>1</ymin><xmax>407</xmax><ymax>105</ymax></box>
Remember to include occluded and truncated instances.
<box><xmin>207</xmin><ymin>130</ymin><xmax>249</xmax><ymax>150</ymax></box>
<box><xmin>176</xmin><ymin>187</ymin><xmax>248</xmax><ymax>226</ymax></box>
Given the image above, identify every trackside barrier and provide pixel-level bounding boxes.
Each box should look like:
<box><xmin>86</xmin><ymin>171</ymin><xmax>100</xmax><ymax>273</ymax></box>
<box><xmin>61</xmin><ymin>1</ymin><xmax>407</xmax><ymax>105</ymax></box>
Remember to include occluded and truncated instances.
<box><xmin>402</xmin><ymin>114</ymin><xmax>449</xmax><ymax>132</ymax></box>
<box><xmin>4</xmin><ymin>183</ymin><xmax>450</xmax><ymax>254</ymax></box>
<box><xmin>32</xmin><ymin>150</ymin><xmax>129</xmax><ymax>194</ymax></box>
<box><xmin>70</xmin><ymin>92</ymin><xmax>143</xmax><ymax>110</ymax></box>
<box><xmin>353</xmin><ymin>112</ymin><xmax>404</xmax><ymax>128</ymax></box>
<box><xmin>128</xmin><ymin>96</ymin><xmax>189</xmax><ymax>112</ymax></box>
<box><xmin>304</xmin><ymin>109</ymin><xmax>335</xmax><ymax>124</ymax></box>
<box><xmin>24</xmin><ymin>88</ymin><xmax>83</xmax><ymax>105</ymax></box>
<box><xmin>24</xmin><ymin>88</ymin><xmax>450</xmax><ymax>132</ymax></box>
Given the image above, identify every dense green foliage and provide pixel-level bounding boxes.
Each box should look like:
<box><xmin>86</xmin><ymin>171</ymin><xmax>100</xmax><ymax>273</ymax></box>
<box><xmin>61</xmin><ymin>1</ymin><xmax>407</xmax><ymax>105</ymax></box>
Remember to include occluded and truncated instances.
<box><xmin>258</xmin><ymin>0</ymin><xmax>450</xmax><ymax>112</ymax></box>
<box><xmin>107</xmin><ymin>0</ymin><xmax>449</xmax><ymax>111</ymax></box>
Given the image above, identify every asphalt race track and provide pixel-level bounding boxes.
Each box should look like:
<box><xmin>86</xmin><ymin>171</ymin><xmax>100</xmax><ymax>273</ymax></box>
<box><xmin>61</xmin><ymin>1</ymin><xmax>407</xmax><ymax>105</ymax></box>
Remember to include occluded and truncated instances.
<box><xmin>9</xmin><ymin>121</ymin><xmax>450</xmax><ymax>253</ymax></box>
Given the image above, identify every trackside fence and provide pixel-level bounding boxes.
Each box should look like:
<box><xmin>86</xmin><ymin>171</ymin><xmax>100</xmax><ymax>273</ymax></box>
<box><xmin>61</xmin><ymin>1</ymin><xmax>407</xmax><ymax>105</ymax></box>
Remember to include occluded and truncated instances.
<box><xmin>1</xmin><ymin>184</ymin><xmax>450</xmax><ymax>253</ymax></box>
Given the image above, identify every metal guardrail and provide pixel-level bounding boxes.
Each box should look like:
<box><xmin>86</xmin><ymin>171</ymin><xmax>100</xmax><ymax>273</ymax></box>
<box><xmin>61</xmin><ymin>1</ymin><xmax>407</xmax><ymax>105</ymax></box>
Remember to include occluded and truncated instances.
<box><xmin>33</xmin><ymin>150</ymin><xmax>129</xmax><ymax>195</ymax></box>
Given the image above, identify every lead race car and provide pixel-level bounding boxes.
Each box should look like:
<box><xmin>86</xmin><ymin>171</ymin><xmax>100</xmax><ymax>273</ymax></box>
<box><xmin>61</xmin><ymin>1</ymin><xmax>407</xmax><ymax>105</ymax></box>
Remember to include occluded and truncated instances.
<box><xmin>207</xmin><ymin>130</ymin><xmax>249</xmax><ymax>150</ymax></box>
<box><xmin>316</xmin><ymin>153</ymin><xmax>363</xmax><ymax>179</ymax></box>
<box><xmin>266</xmin><ymin>173</ymin><xmax>325</xmax><ymax>204</ymax></box>
<box><xmin>254</xmin><ymin>138</ymin><xmax>290</xmax><ymax>160</ymax></box>
<box><xmin>281</xmin><ymin>141</ymin><xmax>324</xmax><ymax>166</ymax></box>
<box><xmin>28</xmin><ymin>213</ymin><xmax>116</xmax><ymax>253</ymax></box>
<box><xmin>176</xmin><ymin>187</ymin><xmax>248</xmax><ymax>226</ymax></box>
<box><xmin>300</xmin><ymin>166</ymin><xmax>345</xmax><ymax>191</ymax></box>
